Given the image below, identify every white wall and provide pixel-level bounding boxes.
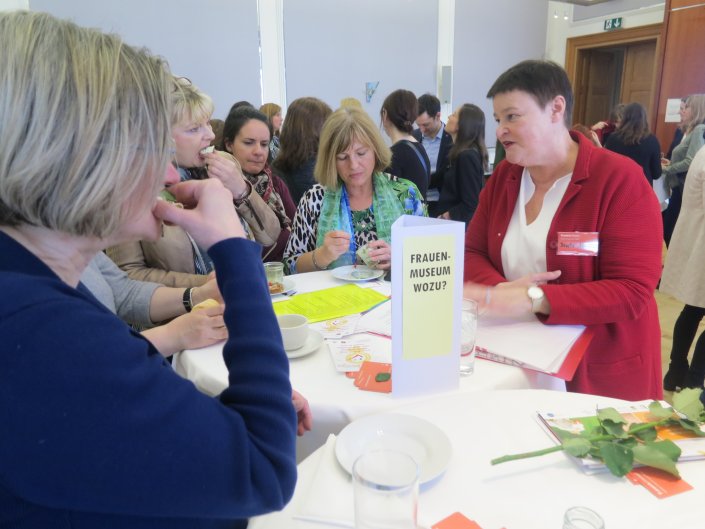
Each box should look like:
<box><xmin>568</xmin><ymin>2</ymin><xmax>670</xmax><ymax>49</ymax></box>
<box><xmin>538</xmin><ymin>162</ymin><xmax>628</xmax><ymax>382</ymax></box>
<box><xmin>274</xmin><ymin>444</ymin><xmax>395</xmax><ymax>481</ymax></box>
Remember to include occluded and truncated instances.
<box><xmin>544</xmin><ymin>0</ymin><xmax>665</xmax><ymax>65</ymax></box>
<box><xmin>452</xmin><ymin>0</ymin><xmax>549</xmax><ymax>145</ymax></box>
<box><xmin>0</xmin><ymin>0</ymin><xmax>27</xmax><ymax>9</ymax></box>
<box><xmin>29</xmin><ymin>0</ymin><xmax>263</xmax><ymax>119</ymax></box>
<box><xmin>282</xmin><ymin>0</ymin><xmax>439</xmax><ymax>123</ymax></box>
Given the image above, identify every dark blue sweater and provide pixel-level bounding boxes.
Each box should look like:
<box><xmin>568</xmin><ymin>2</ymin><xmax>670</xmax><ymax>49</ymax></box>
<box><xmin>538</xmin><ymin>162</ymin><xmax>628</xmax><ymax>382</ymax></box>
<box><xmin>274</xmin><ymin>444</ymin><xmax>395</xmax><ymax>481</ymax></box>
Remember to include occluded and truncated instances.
<box><xmin>0</xmin><ymin>233</ymin><xmax>297</xmax><ymax>528</ymax></box>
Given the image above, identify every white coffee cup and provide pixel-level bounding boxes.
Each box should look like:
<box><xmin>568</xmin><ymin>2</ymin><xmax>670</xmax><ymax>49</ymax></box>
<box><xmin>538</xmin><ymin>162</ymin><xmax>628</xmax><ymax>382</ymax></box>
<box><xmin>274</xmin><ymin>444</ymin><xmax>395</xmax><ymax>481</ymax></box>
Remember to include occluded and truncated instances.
<box><xmin>277</xmin><ymin>314</ymin><xmax>308</xmax><ymax>351</ymax></box>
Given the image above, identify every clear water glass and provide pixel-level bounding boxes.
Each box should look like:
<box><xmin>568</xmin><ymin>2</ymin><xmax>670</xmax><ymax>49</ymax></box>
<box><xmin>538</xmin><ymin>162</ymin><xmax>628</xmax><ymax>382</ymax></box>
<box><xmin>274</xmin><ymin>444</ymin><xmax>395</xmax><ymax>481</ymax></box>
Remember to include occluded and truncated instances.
<box><xmin>460</xmin><ymin>299</ymin><xmax>478</xmax><ymax>376</ymax></box>
<box><xmin>353</xmin><ymin>450</ymin><xmax>419</xmax><ymax>529</ymax></box>
<box><xmin>563</xmin><ymin>506</ymin><xmax>605</xmax><ymax>529</ymax></box>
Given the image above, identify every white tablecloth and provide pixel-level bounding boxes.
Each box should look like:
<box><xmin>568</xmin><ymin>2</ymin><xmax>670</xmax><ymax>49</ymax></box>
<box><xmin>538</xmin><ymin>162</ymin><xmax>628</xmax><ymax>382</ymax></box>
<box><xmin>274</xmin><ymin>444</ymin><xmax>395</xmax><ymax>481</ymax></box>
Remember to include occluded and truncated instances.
<box><xmin>174</xmin><ymin>271</ymin><xmax>564</xmax><ymax>459</ymax></box>
<box><xmin>250</xmin><ymin>390</ymin><xmax>705</xmax><ymax>529</ymax></box>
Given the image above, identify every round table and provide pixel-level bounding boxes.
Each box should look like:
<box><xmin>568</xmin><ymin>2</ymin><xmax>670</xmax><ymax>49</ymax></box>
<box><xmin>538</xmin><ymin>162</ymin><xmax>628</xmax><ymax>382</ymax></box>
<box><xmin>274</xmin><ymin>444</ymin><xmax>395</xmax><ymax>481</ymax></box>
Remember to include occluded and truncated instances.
<box><xmin>174</xmin><ymin>271</ymin><xmax>564</xmax><ymax>460</ymax></box>
<box><xmin>250</xmin><ymin>389</ymin><xmax>705</xmax><ymax>529</ymax></box>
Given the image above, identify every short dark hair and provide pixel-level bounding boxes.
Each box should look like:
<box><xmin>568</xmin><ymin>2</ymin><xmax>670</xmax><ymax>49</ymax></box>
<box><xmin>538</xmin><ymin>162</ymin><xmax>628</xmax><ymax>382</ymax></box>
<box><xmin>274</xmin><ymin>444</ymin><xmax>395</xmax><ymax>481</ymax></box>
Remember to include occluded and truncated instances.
<box><xmin>417</xmin><ymin>93</ymin><xmax>441</xmax><ymax>118</ymax></box>
<box><xmin>381</xmin><ymin>89</ymin><xmax>418</xmax><ymax>134</ymax></box>
<box><xmin>487</xmin><ymin>60</ymin><xmax>573</xmax><ymax>127</ymax></box>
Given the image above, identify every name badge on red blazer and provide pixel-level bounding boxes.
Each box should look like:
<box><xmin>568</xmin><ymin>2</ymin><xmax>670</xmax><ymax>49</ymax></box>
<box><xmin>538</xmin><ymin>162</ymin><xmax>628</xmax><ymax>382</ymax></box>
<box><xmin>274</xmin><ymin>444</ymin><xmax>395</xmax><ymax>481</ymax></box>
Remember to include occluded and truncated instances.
<box><xmin>556</xmin><ymin>231</ymin><xmax>599</xmax><ymax>256</ymax></box>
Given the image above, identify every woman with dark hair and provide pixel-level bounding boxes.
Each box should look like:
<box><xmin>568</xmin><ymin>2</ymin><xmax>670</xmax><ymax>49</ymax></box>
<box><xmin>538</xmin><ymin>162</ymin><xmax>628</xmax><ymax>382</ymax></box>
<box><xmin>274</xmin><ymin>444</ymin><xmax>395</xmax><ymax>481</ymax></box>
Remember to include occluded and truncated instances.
<box><xmin>463</xmin><ymin>60</ymin><xmax>663</xmax><ymax>400</ymax></box>
<box><xmin>604</xmin><ymin>102</ymin><xmax>661</xmax><ymax>185</ymax></box>
<box><xmin>273</xmin><ymin>97</ymin><xmax>332</xmax><ymax>204</ymax></box>
<box><xmin>434</xmin><ymin>104</ymin><xmax>488</xmax><ymax>223</ymax></box>
<box><xmin>380</xmin><ymin>89</ymin><xmax>431</xmax><ymax>199</ymax></box>
<box><xmin>221</xmin><ymin>106</ymin><xmax>296</xmax><ymax>262</ymax></box>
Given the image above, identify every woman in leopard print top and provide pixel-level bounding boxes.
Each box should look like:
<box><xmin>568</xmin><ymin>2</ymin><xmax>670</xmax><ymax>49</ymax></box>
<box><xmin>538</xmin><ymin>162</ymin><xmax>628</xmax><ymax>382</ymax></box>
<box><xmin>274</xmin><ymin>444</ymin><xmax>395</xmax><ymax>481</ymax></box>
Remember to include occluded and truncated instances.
<box><xmin>284</xmin><ymin>107</ymin><xmax>426</xmax><ymax>274</ymax></box>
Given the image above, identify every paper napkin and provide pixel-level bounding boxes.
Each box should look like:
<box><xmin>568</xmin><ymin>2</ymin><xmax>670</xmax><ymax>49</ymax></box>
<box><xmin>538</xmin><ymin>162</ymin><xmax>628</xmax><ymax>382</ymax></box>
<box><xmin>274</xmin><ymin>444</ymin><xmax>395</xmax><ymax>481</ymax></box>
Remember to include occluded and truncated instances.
<box><xmin>294</xmin><ymin>434</ymin><xmax>355</xmax><ymax>528</ymax></box>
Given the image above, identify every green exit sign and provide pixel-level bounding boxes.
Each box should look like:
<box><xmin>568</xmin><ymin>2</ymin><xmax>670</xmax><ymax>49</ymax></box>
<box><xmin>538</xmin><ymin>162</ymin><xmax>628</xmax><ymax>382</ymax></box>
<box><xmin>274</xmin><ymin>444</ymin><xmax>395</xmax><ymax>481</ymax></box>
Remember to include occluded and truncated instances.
<box><xmin>604</xmin><ymin>17</ymin><xmax>623</xmax><ymax>31</ymax></box>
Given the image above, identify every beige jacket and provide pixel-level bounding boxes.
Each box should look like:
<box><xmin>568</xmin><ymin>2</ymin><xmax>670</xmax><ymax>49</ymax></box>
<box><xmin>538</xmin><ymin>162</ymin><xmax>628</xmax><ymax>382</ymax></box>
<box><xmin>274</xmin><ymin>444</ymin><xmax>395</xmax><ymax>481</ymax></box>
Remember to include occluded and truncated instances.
<box><xmin>660</xmin><ymin>145</ymin><xmax>705</xmax><ymax>307</ymax></box>
<box><xmin>107</xmin><ymin>225</ymin><xmax>207</xmax><ymax>288</ymax></box>
<box><xmin>107</xmin><ymin>177</ymin><xmax>281</xmax><ymax>288</ymax></box>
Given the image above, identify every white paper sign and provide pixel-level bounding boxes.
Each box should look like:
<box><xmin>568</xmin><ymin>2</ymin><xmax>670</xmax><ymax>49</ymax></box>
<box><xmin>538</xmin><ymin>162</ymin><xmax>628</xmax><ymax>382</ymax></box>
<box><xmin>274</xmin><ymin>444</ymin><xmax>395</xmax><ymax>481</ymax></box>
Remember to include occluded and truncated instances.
<box><xmin>665</xmin><ymin>98</ymin><xmax>682</xmax><ymax>123</ymax></box>
<box><xmin>390</xmin><ymin>215</ymin><xmax>465</xmax><ymax>397</ymax></box>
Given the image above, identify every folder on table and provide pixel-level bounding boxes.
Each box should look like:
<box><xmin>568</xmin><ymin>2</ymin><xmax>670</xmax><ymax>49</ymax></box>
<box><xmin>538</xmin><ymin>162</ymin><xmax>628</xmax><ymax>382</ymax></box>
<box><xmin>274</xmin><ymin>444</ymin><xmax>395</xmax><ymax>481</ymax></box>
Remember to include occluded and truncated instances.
<box><xmin>474</xmin><ymin>314</ymin><xmax>592</xmax><ymax>380</ymax></box>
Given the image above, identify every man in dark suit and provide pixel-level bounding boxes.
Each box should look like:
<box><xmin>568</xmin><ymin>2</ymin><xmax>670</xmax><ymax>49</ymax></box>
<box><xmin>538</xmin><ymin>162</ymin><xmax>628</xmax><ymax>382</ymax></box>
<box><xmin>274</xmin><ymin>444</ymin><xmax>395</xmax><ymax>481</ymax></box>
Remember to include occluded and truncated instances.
<box><xmin>413</xmin><ymin>94</ymin><xmax>453</xmax><ymax>192</ymax></box>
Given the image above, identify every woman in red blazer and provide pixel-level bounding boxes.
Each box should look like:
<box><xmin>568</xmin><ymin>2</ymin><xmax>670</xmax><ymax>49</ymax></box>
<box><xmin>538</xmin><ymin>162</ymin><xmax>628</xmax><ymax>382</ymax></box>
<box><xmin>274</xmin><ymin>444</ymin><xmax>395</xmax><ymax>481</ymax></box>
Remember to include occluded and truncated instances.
<box><xmin>464</xmin><ymin>60</ymin><xmax>663</xmax><ymax>400</ymax></box>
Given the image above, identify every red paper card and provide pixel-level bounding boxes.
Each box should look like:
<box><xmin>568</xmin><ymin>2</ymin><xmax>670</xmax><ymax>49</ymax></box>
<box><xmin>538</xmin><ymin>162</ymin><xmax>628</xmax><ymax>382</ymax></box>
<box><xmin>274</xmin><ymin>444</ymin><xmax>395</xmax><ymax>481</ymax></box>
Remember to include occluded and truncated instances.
<box><xmin>556</xmin><ymin>231</ymin><xmax>599</xmax><ymax>256</ymax></box>
<box><xmin>627</xmin><ymin>467</ymin><xmax>693</xmax><ymax>498</ymax></box>
<box><xmin>354</xmin><ymin>361</ymin><xmax>391</xmax><ymax>393</ymax></box>
<box><xmin>432</xmin><ymin>512</ymin><xmax>484</xmax><ymax>529</ymax></box>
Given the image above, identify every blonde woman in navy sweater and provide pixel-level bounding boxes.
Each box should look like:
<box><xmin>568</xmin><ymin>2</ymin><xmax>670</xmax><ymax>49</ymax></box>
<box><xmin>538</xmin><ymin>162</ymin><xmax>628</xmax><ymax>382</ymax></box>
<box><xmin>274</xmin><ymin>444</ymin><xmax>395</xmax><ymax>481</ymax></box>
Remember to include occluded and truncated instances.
<box><xmin>0</xmin><ymin>12</ymin><xmax>296</xmax><ymax>528</ymax></box>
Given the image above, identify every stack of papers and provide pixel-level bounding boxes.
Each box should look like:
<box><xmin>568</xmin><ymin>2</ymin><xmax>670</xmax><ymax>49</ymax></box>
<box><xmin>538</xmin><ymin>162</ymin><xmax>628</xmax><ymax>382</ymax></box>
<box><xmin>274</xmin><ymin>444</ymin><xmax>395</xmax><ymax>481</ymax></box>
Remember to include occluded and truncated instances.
<box><xmin>537</xmin><ymin>401</ymin><xmax>705</xmax><ymax>474</ymax></box>
<box><xmin>475</xmin><ymin>314</ymin><xmax>589</xmax><ymax>379</ymax></box>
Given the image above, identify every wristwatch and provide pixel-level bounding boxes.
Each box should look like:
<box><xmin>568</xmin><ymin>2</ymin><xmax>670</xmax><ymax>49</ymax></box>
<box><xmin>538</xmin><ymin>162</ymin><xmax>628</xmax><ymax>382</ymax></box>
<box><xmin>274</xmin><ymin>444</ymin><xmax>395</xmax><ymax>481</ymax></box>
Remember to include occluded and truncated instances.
<box><xmin>527</xmin><ymin>285</ymin><xmax>545</xmax><ymax>314</ymax></box>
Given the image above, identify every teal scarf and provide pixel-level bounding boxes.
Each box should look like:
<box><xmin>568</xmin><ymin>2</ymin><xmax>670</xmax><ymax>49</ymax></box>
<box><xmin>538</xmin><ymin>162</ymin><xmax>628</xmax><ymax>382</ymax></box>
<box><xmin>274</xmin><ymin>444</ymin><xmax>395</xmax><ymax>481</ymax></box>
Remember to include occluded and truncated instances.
<box><xmin>316</xmin><ymin>172</ymin><xmax>423</xmax><ymax>269</ymax></box>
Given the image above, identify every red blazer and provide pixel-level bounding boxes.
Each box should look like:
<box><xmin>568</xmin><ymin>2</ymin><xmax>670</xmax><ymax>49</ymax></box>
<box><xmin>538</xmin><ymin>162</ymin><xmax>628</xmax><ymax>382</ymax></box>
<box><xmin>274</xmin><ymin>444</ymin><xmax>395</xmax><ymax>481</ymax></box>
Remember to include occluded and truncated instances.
<box><xmin>465</xmin><ymin>133</ymin><xmax>663</xmax><ymax>400</ymax></box>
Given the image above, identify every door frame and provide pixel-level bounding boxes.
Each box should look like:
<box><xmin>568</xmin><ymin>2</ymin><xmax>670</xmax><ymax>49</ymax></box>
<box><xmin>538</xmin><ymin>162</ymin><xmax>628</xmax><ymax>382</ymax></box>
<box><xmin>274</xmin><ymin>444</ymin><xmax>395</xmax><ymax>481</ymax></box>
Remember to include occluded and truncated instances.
<box><xmin>565</xmin><ymin>24</ymin><xmax>663</xmax><ymax>126</ymax></box>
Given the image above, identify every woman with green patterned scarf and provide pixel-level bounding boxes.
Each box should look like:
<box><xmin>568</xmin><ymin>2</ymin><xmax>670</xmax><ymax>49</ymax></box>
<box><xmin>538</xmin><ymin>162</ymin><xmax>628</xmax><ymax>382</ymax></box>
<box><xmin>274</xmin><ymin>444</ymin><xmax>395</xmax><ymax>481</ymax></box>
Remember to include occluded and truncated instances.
<box><xmin>284</xmin><ymin>107</ymin><xmax>426</xmax><ymax>274</ymax></box>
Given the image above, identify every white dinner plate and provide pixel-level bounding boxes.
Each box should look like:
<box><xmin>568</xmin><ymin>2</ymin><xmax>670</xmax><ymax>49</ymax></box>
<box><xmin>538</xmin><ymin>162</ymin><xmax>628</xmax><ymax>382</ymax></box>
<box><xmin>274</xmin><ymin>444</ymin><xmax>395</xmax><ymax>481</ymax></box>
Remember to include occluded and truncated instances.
<box><xmin>286</xmin><ymin>329</ymin><xmax>324</xmax><ymax>359</ymax></box>
<box><xmin>331</xmin><ymin>265</ymin><xmax>384</xmax><ymax>282</ymax></box>
<box><xmin>270</xmin><ymin>277</ymin><xmax>295</xmax><ymax>297</ymax></box>
<box><xmin>335</xmin><ymin>413</ymin><xmax>452</xmax><ymax>484</ymax></box>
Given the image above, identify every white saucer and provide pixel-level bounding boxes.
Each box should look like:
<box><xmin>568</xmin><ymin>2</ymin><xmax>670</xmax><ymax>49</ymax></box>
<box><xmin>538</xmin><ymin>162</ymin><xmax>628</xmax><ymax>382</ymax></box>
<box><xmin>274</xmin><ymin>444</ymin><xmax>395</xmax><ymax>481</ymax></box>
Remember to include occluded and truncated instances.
<box><xmin>331</xmin><ymin>265</ymin><xmax>384</xmax><ymax>282</ymax></box>
<box><xmin>270</xmin><ymin>277</ymin><xmax>295</xmax><ymax>297</ymax></box>
<box><xmin>286</xmin><ymin>329</ymin><xmax>324</xmax><ymax>359</ymax></box>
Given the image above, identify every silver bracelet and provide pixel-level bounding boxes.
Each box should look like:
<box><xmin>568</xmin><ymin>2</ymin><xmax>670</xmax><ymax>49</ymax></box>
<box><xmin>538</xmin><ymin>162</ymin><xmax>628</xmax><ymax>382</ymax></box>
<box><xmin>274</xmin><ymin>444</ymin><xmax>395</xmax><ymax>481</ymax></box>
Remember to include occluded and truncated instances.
<box><xmin>311</xmin><ymin>248</ymin><xmax>327</xmax><ymax>271</ymax></box>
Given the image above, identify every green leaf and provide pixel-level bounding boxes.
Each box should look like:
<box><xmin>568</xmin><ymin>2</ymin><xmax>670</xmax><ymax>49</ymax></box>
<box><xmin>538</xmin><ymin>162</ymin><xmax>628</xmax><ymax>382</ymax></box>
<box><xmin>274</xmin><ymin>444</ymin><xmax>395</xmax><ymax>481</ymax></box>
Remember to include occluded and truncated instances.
<box><xmin>601</xmin><ymin>419</ymin><xmax>628</xmax><ymax>438</ymax></box>
<box><xmin>581</xmin><ymin>425</ymin><xmax>606</xmax><ymax>438</ymax></box>
<box><xmin>562</xmin><ymin>437</ymin><xmax>592</xmax><ymax>457</ymax></box>
<box><xmin>597</xmin><ymin>407</ymin><xmax>627</xmax><ymax>424</ymax></box>
<box><xmin>673</xmin><ymin>388</ymin><xmax>705</xmax><ymax>421</ymax></box>
<box><xmin>632</xmin><ymin>441</ymin><xmax>681</xmax><ymax>478</ymax></box>
<box><xmin>618</xmin><ymin>437</ymin><xmax>638</xmax><ymax>448</ymax></box>
<box><xmin>552</xmin><ymin>427</ymin><xmax>585</xmax><ymax>443</ymax></box>
<box><xmin>648</xmin><ymin>400</ymin><xmax>674</xmax><ymax>419</ymax></box>
<box><xmin>628</xmin><ymin>423</ymin><xmax>657</xmax><ymax>442</ymax></box>
<box><xmin>598</xmin><ymin>443</ymin><xmax>634</xmax><ymax>477</ymax></box>
<box><xmin>678</xmin><ymin>418</ymin><xmax>705</xmax><ymax>437</ymax></box>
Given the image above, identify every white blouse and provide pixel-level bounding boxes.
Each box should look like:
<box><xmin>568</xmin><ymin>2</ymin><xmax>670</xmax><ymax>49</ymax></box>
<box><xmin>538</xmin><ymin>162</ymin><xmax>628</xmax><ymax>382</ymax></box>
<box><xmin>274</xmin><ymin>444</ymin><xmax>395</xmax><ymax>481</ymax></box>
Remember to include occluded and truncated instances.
<box><xmin>501</xmin><ymin>168</ymin><xmax>572</xmax><ymax>281</ymax></box>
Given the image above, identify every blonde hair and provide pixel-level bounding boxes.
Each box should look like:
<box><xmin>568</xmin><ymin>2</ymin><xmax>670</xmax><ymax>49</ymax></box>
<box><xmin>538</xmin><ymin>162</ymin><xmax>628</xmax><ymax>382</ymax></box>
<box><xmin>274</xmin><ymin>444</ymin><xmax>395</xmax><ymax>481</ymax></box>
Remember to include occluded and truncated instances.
<box><xmin>260</xmin><ymin>102</ymin><xmax>282</xmax><ymax>134</ymax></box>
<box><xmin>339</xmin><ymin>97</ymin><xmax>363</xmax><ymax>110</ymax></box>
<box><xmin>684</xmin><ymin>94</ymin><xmax>705</xmax><ymax>134</ymax></box>
<box><xmin>314</xmin><ymin>107</ymin><xmax>391</xmax><ymax>189</ymax></box>
<box><xmin>0</xmin><ymin>11</ymin><xmax>173</xmax><ymax>238</ymax></box>
<box><xmin>172</xmin><ymin>77</ymin><xmax>214</xmax><ymax>127</ymax></box>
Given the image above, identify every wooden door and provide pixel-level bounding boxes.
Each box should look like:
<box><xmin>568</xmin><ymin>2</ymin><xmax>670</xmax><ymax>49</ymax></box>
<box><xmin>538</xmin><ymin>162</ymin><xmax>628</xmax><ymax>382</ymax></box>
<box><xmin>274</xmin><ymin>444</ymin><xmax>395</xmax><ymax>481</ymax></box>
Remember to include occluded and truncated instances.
<box><xmin>581</xmin><ymin>50</ymin><xmax>619</xmax><ymax>126</ymax></box>
<box><xmin>653</xmin><ymin>0</ymin><xmax>705</xmax><ymax>151</ymax></box>
<box><xmin>620</xmin><ymin>41</ymin><xmax>657</xmax><ymax>121</ymax></box>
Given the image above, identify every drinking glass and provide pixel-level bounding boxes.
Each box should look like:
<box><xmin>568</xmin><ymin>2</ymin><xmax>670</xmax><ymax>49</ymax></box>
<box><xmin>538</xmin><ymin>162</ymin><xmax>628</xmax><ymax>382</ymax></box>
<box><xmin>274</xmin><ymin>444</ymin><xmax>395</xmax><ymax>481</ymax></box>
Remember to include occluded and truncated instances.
<box><xmin>563</xmin><ymin>506</ymin><xmax>605</xmax><ymax>529</ymax></box>
<box><xmin>264</xmin><ymin>262</ymin><xmax>284</xmax><ymax>293</ymax></box>
<box><xmin>460</xmin><ymin>299</ymin><xmax>478</xmax><ymax>376</ymax></box>
<box><xmin>353</xmin><ymin>450</ymin><xmax>419</xmax><ymax>529</ymax></box>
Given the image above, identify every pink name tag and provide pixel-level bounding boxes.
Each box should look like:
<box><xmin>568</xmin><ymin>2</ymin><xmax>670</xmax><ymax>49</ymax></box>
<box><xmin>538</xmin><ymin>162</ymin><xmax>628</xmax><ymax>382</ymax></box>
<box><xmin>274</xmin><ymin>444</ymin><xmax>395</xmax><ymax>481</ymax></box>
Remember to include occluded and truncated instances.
<box><xmin>556</xmin><ymin>231</ymin><xmax>599</xmax><ymax>256</ymax></box>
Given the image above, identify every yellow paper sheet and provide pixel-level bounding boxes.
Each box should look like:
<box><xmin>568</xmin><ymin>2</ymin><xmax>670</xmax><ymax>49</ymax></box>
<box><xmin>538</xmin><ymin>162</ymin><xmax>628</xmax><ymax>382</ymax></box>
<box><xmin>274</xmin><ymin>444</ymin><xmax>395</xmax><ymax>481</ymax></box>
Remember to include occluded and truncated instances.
<box><xmin>402</xmin><ymin>235</ymin><xmax>455</xmax><ymax>359</ymax></box>
<box><xmin>272</xmin><ymin>284</ymin><xmax>388</xmax><ymax>323</ymax></box>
